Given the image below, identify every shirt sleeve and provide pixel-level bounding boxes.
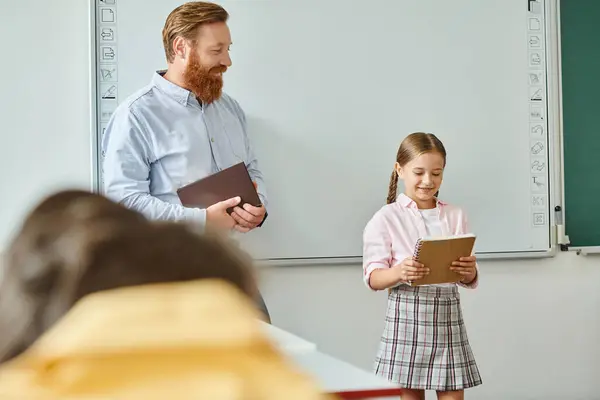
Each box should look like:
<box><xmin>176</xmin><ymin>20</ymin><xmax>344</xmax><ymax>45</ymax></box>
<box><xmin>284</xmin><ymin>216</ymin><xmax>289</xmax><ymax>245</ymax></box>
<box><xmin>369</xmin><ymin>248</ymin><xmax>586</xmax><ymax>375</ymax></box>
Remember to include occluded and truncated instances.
<box><xmin>362</xmin><ymin>212</ymin><xmax>393</xmax><ymax>290</ymax></box>
<box><xmin>102</xmin><ymin>107</ymin><xmax>206</xmax><ymax>226</ymax></box>
<box><xmin>233</xmin><ymin>99</ymin><xmax>269</xmax><ymax>227</ymax></box>
<box><xmin>457</xmin><ymin>210</ymin><xmax>479</xmax><ymax>289</ymax></box>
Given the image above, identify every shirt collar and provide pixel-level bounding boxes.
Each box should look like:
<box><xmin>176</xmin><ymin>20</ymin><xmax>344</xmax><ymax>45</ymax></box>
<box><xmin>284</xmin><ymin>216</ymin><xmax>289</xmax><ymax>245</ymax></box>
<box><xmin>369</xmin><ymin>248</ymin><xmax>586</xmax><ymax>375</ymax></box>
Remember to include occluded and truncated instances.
<box><xmin>151</xmin><ymin>70</ymin><xmax>196</xmax><ymax>106</ymax></box>
<box><xmin>396</xmin><ymin>192</ymin><xmax>446</xmax><ymax>208</ymax></box>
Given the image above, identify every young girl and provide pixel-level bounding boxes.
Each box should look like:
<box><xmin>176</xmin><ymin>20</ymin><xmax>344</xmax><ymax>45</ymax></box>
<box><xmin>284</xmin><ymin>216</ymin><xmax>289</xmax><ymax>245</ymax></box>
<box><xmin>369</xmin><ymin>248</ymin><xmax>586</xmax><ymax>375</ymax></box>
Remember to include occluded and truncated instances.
<box><xmin>362</xmin><ymin>132</ymin><xmax>482</xmax><ymax>400</ymax></box>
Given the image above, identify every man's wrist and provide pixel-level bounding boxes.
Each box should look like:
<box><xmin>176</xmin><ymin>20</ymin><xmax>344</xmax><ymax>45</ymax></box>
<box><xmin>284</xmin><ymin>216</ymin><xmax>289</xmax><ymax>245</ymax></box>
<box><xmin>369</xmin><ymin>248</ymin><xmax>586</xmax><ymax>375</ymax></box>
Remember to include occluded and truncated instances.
<box><xmin>186</xmin><ymin>207</ymin><xmax>207</xmax><ymax>229</ymax></box>
<box><xmin>257</xmin><ymin>209</ymin><xmax>268</xmax><ymax>227</ymax></box>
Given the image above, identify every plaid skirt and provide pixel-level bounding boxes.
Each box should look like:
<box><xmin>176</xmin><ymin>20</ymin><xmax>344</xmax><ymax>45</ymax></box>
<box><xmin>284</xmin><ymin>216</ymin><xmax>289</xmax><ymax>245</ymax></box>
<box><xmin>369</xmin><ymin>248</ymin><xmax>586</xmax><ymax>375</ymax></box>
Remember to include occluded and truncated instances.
<box><xmin>373</xmin><ymin>285</ymin><xmax>482</xmax><ymax>391</ymax></box>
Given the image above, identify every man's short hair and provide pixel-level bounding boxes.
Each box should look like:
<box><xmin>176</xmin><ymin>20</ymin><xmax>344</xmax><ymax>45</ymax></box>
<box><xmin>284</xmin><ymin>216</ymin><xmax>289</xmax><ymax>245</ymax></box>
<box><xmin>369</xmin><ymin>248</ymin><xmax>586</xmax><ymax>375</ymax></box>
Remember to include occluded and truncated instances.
<box><xmin>162</xmin><ymin>1</ymin><xmax>229</xmax><ymax>63</ymax></box>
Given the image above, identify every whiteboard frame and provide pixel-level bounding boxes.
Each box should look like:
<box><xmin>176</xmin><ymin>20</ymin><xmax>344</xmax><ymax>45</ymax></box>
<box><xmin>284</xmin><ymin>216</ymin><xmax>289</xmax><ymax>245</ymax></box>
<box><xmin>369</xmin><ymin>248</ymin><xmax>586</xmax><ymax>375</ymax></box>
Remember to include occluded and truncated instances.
<box><xmin>88</xmin><ymin>0</ymin><xmax>565</xmax><ymax>266</ymax></box>
<box><xmin>545</xmin><ymin>0</ymin><xmax>565</xmax><ymax>259</ymax></box>
<box><xmin>90</xmin><ymin>0</ymin><xmax>101</xmax><ymax>194</ymax></box>
<box><xmin>555</xmin><ymin>0</ymin><xmax>568</xmax><ymax>247</ymax></box>
<box><xmin>254</xmin><ymin>249</ymin><xmax>557</xmax><ymax>268</ymax></box>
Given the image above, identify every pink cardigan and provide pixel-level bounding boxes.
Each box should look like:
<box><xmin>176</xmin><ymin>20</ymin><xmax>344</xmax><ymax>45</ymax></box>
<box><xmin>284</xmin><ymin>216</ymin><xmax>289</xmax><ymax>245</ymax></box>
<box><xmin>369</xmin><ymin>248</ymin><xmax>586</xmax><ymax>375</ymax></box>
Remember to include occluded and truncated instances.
<box><xmin>362</xmin><ymin>193</ymin><xmax>479</xmax><ymax>290</ymax></box>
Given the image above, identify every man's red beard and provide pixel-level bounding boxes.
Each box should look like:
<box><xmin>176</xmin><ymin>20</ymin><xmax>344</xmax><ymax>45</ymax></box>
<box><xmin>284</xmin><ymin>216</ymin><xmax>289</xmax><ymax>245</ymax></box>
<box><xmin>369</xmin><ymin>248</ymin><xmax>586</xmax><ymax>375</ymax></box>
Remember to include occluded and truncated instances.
<box><xmin>183</xmin><ymin>51</ymin><xmax>227</xmax><ymax>104</ymax></box>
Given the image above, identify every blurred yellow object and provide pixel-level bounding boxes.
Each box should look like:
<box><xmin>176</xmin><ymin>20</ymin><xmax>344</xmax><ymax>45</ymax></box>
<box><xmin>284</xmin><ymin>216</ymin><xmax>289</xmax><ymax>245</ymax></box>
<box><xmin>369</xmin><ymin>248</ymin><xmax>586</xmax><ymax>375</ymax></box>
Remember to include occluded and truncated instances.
<box><xmin>0</xmin><ymin>279</ymin><xmax>336</xmax><ymax>400</ymax></box>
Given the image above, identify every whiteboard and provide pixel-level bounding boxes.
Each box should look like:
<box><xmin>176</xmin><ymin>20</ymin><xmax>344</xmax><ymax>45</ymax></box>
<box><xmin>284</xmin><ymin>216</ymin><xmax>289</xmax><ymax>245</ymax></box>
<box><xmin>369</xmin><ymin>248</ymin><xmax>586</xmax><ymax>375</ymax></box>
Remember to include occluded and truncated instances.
<box><xmin>91</xmin><ymin>0</ymin><xmax>561</xmax><ymax>263</ymax></box>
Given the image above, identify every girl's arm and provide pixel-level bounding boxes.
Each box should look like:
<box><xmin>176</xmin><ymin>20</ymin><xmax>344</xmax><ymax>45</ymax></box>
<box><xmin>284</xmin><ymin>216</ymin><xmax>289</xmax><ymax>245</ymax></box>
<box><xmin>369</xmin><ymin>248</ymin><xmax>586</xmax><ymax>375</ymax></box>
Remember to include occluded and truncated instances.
<box><xmin>363</xmin><ymin>212</ymin><xmax>414</xmax><ymax>290</ymax></box>
<box><xmin>368</xmin><ymin>266</ymin><xmax>405</xmax><ymax>291</ymax></box>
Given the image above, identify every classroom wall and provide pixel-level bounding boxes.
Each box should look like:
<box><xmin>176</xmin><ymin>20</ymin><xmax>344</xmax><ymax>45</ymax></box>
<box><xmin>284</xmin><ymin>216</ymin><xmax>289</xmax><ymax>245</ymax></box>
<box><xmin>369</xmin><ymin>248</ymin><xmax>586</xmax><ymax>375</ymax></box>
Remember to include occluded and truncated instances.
<box><xmin>259</xmin><ymin>253</ymin><xmax>600</xmax><ymax>400</ymax></box>
<box><xmin>0</xmin><ymin>0</ymin><xmax>94</xmax><ymax>248</ymax></box>
<box><xmin>2</xmin><ymin>1</ymin><xmax>599</xmax><ymax>400</ymax></box>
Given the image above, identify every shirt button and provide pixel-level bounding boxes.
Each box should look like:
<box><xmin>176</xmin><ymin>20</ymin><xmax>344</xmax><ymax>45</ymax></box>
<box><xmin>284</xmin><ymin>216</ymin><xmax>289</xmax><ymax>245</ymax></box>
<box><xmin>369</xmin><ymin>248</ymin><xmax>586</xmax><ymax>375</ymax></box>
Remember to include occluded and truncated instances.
<box><xmin>211</xmin><ymin>138</ymin><xmax>215</xmax><ymax>142</ymax></box>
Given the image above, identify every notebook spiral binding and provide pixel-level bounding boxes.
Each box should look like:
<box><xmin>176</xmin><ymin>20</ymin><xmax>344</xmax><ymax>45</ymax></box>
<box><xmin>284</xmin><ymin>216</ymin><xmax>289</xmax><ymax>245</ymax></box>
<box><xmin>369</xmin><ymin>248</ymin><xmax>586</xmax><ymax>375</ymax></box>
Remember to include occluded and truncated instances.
<box><xmin>405</xmin><ymin>238</ymin><xmax>424</xmax><ymax>286</ymax></box>
<box><xmin>388</xmin><ymin>238</ymin><xmax>427</xmax><ymax>291</ymax></box>
<box><xmin>412</xmin><ymin>238</ymin><xmax>424</xmax><ymax>261</ymax></box>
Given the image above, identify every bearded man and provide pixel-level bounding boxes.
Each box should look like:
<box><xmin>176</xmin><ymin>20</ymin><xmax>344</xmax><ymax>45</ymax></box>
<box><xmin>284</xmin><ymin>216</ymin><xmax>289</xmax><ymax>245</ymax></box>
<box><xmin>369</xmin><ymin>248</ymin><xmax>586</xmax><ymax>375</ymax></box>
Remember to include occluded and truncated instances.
<box><xmin>101</xmin><ymin>2</ymin><xmax>270</xmax><ymax>321</ymax></box>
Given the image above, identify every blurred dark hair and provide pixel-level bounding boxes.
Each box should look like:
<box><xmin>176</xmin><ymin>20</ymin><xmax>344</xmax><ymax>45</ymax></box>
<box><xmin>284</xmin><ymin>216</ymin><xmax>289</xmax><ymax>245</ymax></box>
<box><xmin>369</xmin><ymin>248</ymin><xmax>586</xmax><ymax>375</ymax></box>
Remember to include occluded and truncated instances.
<box><xmin>0</xmin><ymin>190</ymin><xmax>257</xmax><ymax>363</ymax></box>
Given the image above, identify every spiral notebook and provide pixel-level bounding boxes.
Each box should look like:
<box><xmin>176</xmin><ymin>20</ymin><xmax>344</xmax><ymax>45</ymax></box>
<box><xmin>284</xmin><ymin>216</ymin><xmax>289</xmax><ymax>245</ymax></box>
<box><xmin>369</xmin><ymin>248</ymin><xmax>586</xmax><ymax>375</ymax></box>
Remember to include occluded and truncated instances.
<box><xmin>408</xmin><ymin>233</ymin><xmax>477</xmax><ymax>286</ymax></box>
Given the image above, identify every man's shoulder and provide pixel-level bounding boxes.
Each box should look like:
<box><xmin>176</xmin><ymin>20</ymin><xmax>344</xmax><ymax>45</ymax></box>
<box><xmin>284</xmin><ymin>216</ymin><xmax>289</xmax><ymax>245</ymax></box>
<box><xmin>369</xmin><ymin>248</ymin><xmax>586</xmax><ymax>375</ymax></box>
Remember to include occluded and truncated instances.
<box><xmin>111</xmin><ymin>83</ymin><xmax>158</xmax><ymax>119</ymax></box>
<box><xmin>103</xmin><ymin>84</ymin><xmax>160</xmax><ymax>147</ymax></box>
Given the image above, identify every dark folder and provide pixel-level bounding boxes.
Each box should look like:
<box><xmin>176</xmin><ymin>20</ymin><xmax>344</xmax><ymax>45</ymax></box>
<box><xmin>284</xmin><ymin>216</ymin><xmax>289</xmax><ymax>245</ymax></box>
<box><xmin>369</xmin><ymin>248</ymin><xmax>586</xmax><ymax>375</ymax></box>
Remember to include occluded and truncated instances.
<box><xmin>176</xmin><ymin>162</ymin><xmax>261</xmax><ymax>213</ymax></box>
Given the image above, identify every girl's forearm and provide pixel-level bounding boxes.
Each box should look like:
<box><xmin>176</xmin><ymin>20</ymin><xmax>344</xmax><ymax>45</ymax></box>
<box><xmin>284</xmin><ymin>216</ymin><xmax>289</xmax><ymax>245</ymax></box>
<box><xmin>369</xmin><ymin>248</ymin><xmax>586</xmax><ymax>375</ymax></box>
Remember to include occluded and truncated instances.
<box><xmin>368</xmin><ymin>267</ymin><xmax>405</xmax><ymax>290</ymax></box>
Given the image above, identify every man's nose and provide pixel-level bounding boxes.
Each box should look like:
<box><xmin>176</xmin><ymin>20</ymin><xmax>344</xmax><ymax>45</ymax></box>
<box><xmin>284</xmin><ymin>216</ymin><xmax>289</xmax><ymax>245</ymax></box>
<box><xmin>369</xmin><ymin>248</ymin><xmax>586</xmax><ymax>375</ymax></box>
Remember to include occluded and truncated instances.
<box><xmin>222</xmin><ymin>53</ymin><xmax>232</xmax><ymax>67</ymax></box>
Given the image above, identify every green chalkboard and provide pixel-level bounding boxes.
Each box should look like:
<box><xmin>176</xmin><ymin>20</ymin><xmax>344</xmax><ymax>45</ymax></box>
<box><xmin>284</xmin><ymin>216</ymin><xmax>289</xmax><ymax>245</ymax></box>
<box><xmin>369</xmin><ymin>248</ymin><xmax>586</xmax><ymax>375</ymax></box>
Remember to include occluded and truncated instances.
<box><xmin>560</xmin><ymin>0</ymin><xmax>600</xmax><ymax>247</ymax></box>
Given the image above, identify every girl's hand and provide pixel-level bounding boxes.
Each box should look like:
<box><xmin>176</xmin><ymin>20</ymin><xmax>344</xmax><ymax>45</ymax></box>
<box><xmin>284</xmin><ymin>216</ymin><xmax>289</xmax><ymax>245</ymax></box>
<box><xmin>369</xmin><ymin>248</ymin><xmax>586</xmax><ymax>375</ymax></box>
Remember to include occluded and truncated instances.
<box><xmin>450</xmin><ymin>256</ymin><xmax>477</xmax><ymax>283</ymax></box>
<box><xmin>395</xmin><ymin>257</ymin><xmax>430</xmax><ymax>283</ymax></box>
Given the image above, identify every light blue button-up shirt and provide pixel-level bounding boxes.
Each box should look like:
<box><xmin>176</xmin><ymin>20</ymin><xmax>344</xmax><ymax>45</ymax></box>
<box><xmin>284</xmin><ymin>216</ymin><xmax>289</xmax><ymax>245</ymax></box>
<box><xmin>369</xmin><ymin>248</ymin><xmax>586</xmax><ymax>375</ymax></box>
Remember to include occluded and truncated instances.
<box><xmin>101</xmin><ymin>71</ymin><xmax>268</xmax><ymax>227</ymax></box>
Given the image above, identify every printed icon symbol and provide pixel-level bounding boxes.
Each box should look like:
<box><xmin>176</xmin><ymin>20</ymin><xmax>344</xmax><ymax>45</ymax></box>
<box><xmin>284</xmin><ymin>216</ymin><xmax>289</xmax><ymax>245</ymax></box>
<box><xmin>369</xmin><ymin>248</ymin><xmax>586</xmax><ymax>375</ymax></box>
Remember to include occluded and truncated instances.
<box><xmin>531</xmin><ymin>124</ymin><xmax>544</xmax><ymax>136</ymax></box>
<box><xmin>532</xmin><ymin>195</ymin><xmax>546</xmax><ymax>207</ymax></box>
<box><xmin>100</xmin><ymin>28</ymin><xmax>114</xmax><ymax>41</ymax></box>
<box><xmin>529</xmin><ymin>72</ymin><xmax>542</xmax><ymax>85</ymax></box>
<box><xmin>531</xmin><ymin>175</ymin><xmax>546</xmax><ymax>192</ymax></box>
<box><xmin>529</xmin><ymin>35</ymin><xmax>541</xmax><ymax>48</ymax></box>
<box><xmin>101</xmin><ymin>46</ymin><xmax>116</xmax><ymax>61</ymax></box>
<box><xmin>100</xmin><ymin>0</ymin><xmax>116</xmax><ymax>4</ymax></box>
<box><xmin>529</xmin><ymin>0</ymin><xmax>542</xmax><ymax>14</ymax></box>
<box><xmin>531</xmin><ymin>141</ymin><xmax>544</xmax><ymax>155</ymax></box>
<box><xmin>101</xmin><ymin>8</ymin><xmax>116</xmax><ymax>23</ymax></box>
<box><xmin>530</xmin><ymin>88</ymin><xmax>543</xmax><ymax>102</ymax></box>
<box><xmin>100</xmin><ymin>124</ymin><xmax>108</xmax><ymax>138</ymax></box>
<box><xmin>530</xmin><ymin>52</ymin><xmax>542</xmax><ymax>66</ymax></box>
<box><xmin>101</xmin><ymin>84</ymin><xmax>117</xmax><ymax>99</ymax></box>
<box><xmin>529</xmin><ymin>17</ymin><xmax>541</xmax><ymax>31</ymax></box>
<box><xmin>531</xmin><ymin>159</ymin><xmax>545</xmax><ymax>172</ymax></box>
<box><xmin>101</xmin><ymin>110</ymin><xmax>114</xmax><ymax>121</ymax></box>
<box><xmin>530</xmin><ymin>105</ymin><xmax>544</xmax><ymax>120</ymax></box>
<box><xmin>99</xmin><ymin>93</ymin><xmax>117</xmax><ymax>121</ymax></box>
<box><xmin>533</xmin><ymin>213</ymin><xmax>545</xmax><ymax>226</ymax></box>
<box><xmin>100</xmin><ymin>66</ymin><xmax>117</xmax><ymax>81</ymax></box>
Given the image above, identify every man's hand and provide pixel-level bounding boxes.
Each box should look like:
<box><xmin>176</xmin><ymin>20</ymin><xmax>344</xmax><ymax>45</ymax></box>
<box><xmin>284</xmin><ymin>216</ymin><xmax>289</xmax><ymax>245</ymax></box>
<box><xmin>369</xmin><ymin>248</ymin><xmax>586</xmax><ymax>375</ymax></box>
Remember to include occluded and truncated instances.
<box><xmin>206</xmin><ymin>196</ymin><xmax>241</xmax><ymax>230</ymax></box>
<box><xmin>231</xmin><ymin>203</ymin><xmax>266</xmax><ymax>233</ymax></box>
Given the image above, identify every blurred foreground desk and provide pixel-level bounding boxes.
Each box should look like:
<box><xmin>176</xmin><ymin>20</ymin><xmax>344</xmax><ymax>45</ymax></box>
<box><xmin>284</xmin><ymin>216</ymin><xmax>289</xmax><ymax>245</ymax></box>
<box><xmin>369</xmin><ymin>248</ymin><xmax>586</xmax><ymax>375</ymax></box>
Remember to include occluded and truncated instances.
<box><xmin>261</xmin><ymin>321</ymin><xmax>317</xmax><ymax>353</ymax></box>
<box><xmin>291</xmin><ymin>351</ymin><xmax>402</xmax><ymax>399</ymax></box>
<box><xmin>262</xmin><ymin>323</ymin><xmax>402</xmax><ymax>399</ymax></box>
